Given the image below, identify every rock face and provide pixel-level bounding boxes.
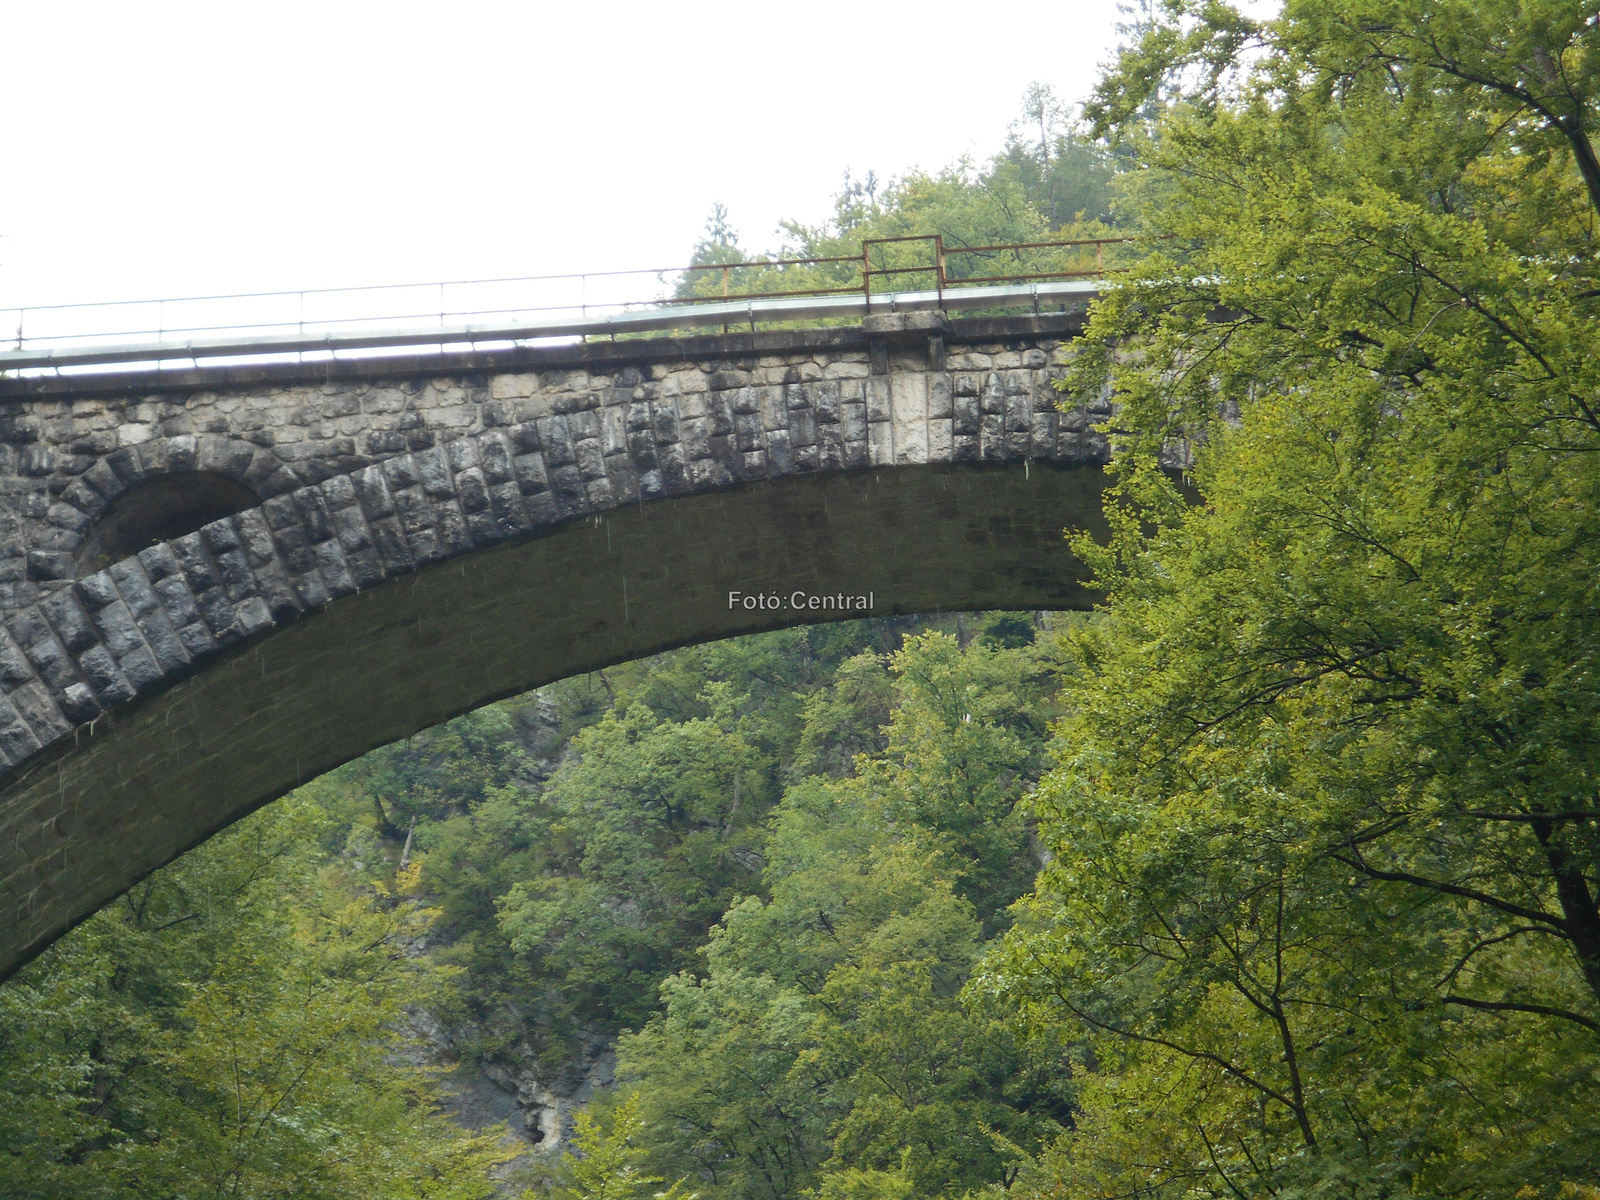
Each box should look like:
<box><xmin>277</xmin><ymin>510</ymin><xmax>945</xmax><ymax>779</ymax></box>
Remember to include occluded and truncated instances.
<box><xmin>455</xmin><ymin>1025</ymin><xmax>617</xmax><ymax>1152</ymax></box>
<box><xmin>400</xmin><ymin>695</ymin><xmax>613</xmax><ymax>1182</ymax></box>
<box><xmin>410</xmin><ymin>1001</ymin><xmax>618</xmax><ymax>1173</ymax></box>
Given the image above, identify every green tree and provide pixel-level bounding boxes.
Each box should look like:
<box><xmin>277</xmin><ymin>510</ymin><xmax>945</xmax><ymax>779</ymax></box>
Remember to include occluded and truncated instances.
<box><xmin>986</xmin><ymin>1</ymin><xmax>1600</xmax><ymax>1195</ymax></box>
<box><xmin>495</xmin><ymin>699</ymin><xmax>771</xmax><ymax>1036</ymax></box>
<box><xmin>863</xmin><ymin>632</ymin><xmax>1054</xmax><ymax>932</ymax></box>
<box><xmin>622</xmin><ymin>634</ymin><xmax>1071</xmax><ymax>1200</ymax></box>
<box><xmin>552</xmin><ymin>1093</ymin><xmax>695</xmax><ymax>1200</ymax></box>
<box><xmin>0</xmin><ymin>798</ymin><xmax>507</xmax><ymax>1200</ymax></box>
<box><xmin>988</xmin><ymin>83</ymin><xmax>1117</xmax><ymax>229</ymax></box>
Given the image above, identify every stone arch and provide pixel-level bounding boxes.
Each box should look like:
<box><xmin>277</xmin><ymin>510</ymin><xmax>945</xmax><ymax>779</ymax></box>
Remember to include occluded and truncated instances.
<box><xmin>0</xmin><ymin>456</ymin><xmax>1109</xmax><ymax>982</ymax></box>
<box><xmin>0</xmin><ymin>309</ymin><xmax>1113</xmax><ymax>979</ymax></box>
<box><xmin>56</xmin><ymin>437</ymin><xmax>302</xmax><ymax>578</ymax></box>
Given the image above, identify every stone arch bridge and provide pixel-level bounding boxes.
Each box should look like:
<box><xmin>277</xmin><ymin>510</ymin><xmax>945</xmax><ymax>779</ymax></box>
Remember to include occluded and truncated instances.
<box><xmin>0</xmin><ymin>309</ymin><xmax>1112</xmax><ymax>980</ymax></box>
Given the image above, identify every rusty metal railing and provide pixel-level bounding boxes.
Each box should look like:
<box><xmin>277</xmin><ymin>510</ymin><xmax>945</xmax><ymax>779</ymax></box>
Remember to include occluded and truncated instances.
<box><xmin>668</xmin><ymin>233</ymin><xmax>1139</xmax><ymax>311</ymax></box>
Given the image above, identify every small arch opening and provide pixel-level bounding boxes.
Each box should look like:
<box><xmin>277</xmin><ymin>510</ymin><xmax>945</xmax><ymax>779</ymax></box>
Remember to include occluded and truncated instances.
<box><xmin>75</xmin><ymin>472</ymin><xmax>260</xmax><ymax>576</ymax></box>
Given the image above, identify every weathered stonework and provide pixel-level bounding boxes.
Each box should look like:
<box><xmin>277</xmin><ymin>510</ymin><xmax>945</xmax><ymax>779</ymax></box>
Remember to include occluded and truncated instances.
<box><xmin>0</xmin><ymin>311</ymin><xmax>1112</xmax><ymax>981</ymax></box>
<box><xmin>0</xmin><ymin>314</ymin><xmax>1106</xmax><ymax>608</ymax></box>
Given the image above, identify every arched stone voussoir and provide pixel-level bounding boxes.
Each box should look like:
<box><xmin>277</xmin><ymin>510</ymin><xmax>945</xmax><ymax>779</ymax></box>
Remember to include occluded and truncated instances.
<box><xmin>59</xmin><ymin>435</ymin><xmax>297</xmax><ymax>522</ymax></box>
<box><xmin>0</xmin><ymin>426</ymin><xmax>598</xmax><ymax>773</ymax></box>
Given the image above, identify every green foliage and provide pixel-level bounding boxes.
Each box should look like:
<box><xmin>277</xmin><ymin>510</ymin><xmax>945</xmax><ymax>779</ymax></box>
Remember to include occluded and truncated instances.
<box><xmin>864</xmin><ymin>633</ymin><xmax>1054</xmax><ymax>930</ymax></box>
<box><xmin>0</xmin><ymin>798</ymin><xmax>507</xmax><ymax>1200</ymax></box>
<box><xmin>495</xmin><ymin>700</ymin><xmax>770</xmax><ymax>1035</ymax></box>
<box><xmin>990</xmin><ymin>84</ymin><xmax>1117</xmax><ymax>229</ymax></box>
<box><xmin>805</xmin><ymin>1166</ymin><xmax>914</xmax><ymax>1200</ymax></box>
<box><xmin>353</xmin><ymin>621</ymin><xmax>930</xmax><ymax>1070</ymax></box>
<box><xmin>985</xmin><ymin>1</ymin><xmax>1600</xmax><ymax>1195</ymax></box>
<box><xmin>620</xmin><ymin>633</ymin><xmax>1070</xmax><ymax>1200</ymax></box>
<box><xmin>551</xmin><ymin>1094</ymin><xmax>695</xmax><ymax>1200</ymax></box>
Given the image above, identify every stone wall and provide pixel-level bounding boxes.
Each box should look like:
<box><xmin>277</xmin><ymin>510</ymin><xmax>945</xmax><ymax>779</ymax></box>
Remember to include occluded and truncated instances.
<box><xmin>0</xmin><ymin>313</ymin><xmax>1105</xmax><ymax>611</ymax></box>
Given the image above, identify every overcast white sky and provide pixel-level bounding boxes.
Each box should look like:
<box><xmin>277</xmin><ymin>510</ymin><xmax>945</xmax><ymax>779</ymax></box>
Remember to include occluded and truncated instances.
<box><xmin>0</xmin><ymin>1</ymin><xmax>1132</xmax><ymax>315</ymax></box>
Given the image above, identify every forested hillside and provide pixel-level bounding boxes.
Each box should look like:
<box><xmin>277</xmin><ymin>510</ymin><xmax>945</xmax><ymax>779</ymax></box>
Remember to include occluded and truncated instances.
<box><xmin>0</xmin><ymin>613</ymin><xmax>1076</xmax><ymax>1199</ymax></box>
<box><xmin>7</xmin><ymin>2</ymin><xmax>1600</xmax><ymax>1196</ymax></box>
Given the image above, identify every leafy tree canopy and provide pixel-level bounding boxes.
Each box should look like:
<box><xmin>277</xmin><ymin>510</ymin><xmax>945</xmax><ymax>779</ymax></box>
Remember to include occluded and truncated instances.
<box><xmin>985</xmin><ymin>1</ymin><xmax>1600</xmax><ymax>1196</ymax></box>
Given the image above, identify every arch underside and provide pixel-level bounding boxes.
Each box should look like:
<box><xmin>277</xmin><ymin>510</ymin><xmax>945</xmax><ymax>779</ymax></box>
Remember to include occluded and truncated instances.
<box><xmin>0</xmin><ymin>461</ymin><xmax>1107</xmax><ymax>981</ymax></box>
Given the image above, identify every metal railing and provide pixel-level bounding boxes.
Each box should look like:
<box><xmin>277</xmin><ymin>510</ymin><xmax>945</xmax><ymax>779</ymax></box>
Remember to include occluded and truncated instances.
<box><xmin>0</xmin><ymin>234</ymin><xmax>1138</xmax><ymax>375</ymax></box>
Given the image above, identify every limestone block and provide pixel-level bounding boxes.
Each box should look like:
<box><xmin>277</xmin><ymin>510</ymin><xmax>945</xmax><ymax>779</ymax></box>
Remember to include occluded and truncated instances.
<box><xmin>890</xmin><ymin>372</ymin><xmax>927</xmax><ymax>427</ymax></box>
<box><xmin>865</xmin><ymin>377</ymin><xmax>891</xmax><ymax>423</ymax></box>
<box><xmin>758</xmin><ymin>386</ymin><xmax>787</xmax><ymax>433</ymax></box>
<box><xmin>822</xmin><ymin>360</ymin><xmax>871</xmax><ymax>379</ymax></box>
<box><xmin>489</xmin><ymin>373</ymin><xmax>537</xmax><ymax>400</ymax></box>
<box><xmin>868</xmin><ymin>421</ymin><xmax>894</xmax><ymax>466</ymax></box>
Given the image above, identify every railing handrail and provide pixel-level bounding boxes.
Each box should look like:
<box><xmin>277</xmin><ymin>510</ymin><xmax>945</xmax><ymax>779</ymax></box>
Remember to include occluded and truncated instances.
<box><xmin>0</xmin><ymin>234</ymin><xmax>1143</xmax><ymax>375</ymax></box>
<box><xmin>0</xmin><ymin>280</ymin><xmax>1105</xmax><ymax>374</ymax></box>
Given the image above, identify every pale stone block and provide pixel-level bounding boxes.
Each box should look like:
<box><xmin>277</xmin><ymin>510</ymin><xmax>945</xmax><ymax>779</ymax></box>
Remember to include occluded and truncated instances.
<box><xmin>489</xmin><ymin>373</ymin><xmax>537</xmax><ymax>400</ymax></box>
<box><xmin>928</xmin><ymin>418</ymin><xmax>954</xmax><ymax>461</ymax></box>
<box><xmin>428</xmin><ymin>406</ymin><xmax>476</xmax><ymax>428</ymax></box>
<box><xmin>895</xmin><ymin>419</ymin><xmax>928</xmax><ymax>465</ymax></box>
<box><xmin>822</xmin><ymin>360</ymin><xmax>872</xmax><ymax>379</ymax></box>
<box><xmin>117</xmin><ymin>424</ymin><xmax>153</xmax><ymax>447</ymax></box>
<box><xmin>868</xmin><ymin>421</ymin><xmax>895</xmax><ymax>466</ymax></box>
<box><xmin>891</xmin><ymin>372</ymin><xmax>927</xmax><ymax>425</ymax></box>
<box><xmin>759</xmin><ymin>386</ymin><xmax>787</xmax><ymax>432</ymax></box>
<box><xmin>602</xmin><ymin>408</ymin><xmax>627</xmax><ymax>456</ymax></box>
<box><xmin>865</xmin><ymin>376</ymin><xmax>891</xmax><ymax>423</ymax></box>
<box><xmin>514</xmin><ymin>392</ymin><xmax>553</xmax><ymax>422</ymax></box>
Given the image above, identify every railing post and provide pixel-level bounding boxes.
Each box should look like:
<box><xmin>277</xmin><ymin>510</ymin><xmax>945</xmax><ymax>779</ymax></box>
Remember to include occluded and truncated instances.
<box><xmin>862</xmin><ymin>242</ymin><xmax>871</xmax><ymax>313</ymax></box>
<box><xmin>935</xmin><ymin>234</ymin><xmax>945</xmax><ymax>309</ymax></box>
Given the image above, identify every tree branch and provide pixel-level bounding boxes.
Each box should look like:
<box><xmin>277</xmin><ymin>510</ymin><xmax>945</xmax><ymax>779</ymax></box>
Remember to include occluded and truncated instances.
<box><xmin>1442</xmin><ymin>994</ymin><xmax>1600</xmax><ymax>1035</ymax></box>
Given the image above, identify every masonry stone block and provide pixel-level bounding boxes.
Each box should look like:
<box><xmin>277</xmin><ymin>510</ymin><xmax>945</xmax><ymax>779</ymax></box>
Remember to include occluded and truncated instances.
<box><xmin>574</xmin><ymin>440</ymin><xmax>607</xmax><ymax>483</ymax></box>
<box><xmin>868</xmin><ymin>421</ymin><xmax>894</xmax><ymax>466</ymax></box>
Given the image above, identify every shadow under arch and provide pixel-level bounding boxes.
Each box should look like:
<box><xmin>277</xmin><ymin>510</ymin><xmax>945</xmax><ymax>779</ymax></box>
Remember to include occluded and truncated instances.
<box><xmin>0</xmin><ymin>460</ymin><xmax>1108</xmax><ymax>981</ymax></box>
<box><xmin>74</xmin><ymin>472</ymin><xmax>261</xmax><ymax>577</ymax></box>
